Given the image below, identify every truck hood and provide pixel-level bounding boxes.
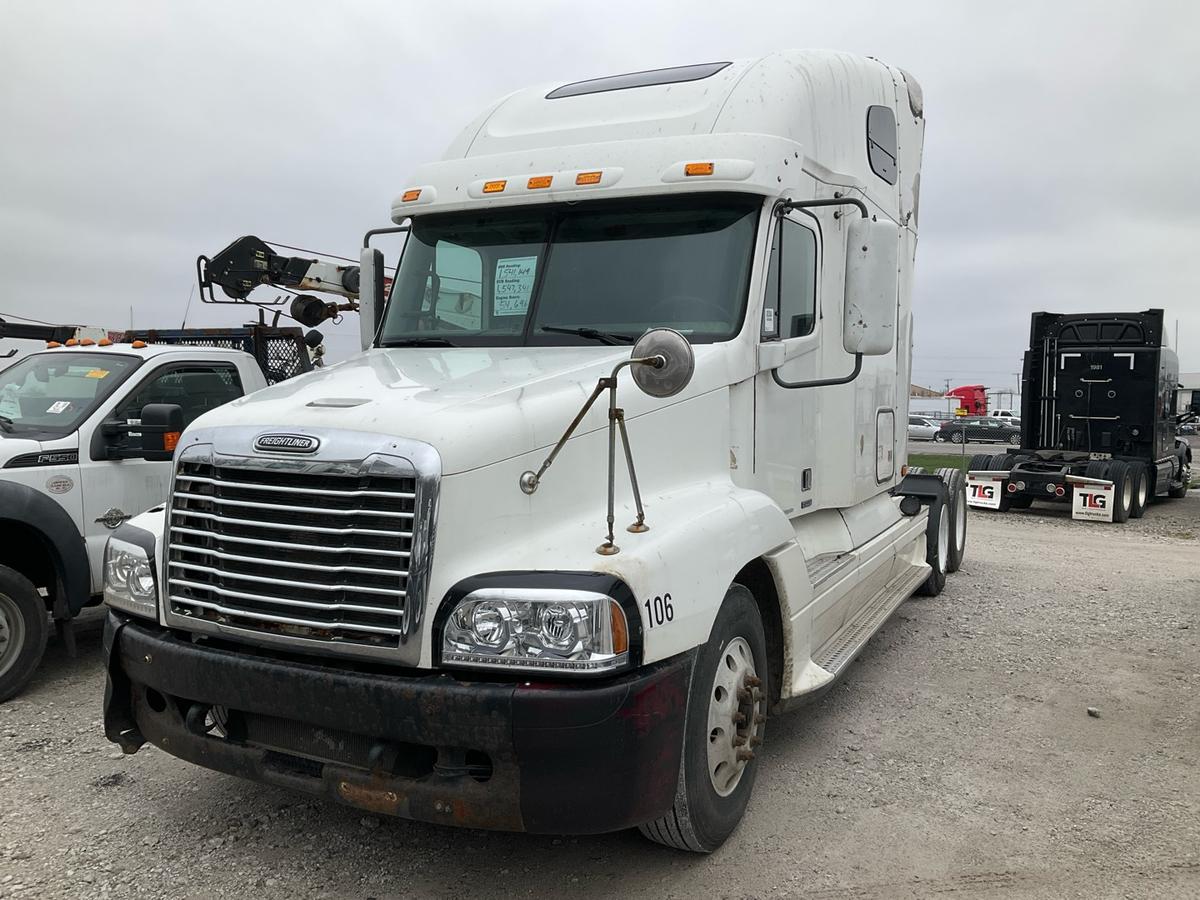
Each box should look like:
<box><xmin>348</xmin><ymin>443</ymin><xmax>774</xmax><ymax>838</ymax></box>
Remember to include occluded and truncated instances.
<box><xmin>197</xmin><ymin>345</ymin><xmax>735</xmax><ymax>475</ymax></box>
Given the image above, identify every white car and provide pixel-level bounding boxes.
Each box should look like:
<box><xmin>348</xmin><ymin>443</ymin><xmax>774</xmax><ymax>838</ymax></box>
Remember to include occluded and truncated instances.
<box><xmin>908</xmin><ymin>415</ymin><xmax>940</xmax><ymax>441</ymax></box>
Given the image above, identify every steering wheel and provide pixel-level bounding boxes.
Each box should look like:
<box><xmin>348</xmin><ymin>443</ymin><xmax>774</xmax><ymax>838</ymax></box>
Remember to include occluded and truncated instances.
<box><xmin>643</xmin><ymin>294</ymin><xmax>728</xmax><ymax>323</ymax></box>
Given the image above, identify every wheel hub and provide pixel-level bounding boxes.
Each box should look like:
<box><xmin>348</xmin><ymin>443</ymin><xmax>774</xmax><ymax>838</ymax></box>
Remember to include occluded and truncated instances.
<box><xmin>705</xmin><ymin>636</ymin><xmax>764</xmax><ymax>797</ymax></box>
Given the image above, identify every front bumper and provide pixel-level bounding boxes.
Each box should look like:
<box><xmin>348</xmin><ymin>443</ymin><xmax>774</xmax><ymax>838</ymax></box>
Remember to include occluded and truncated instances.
<box><xmin>103</xmin><ymin>613</ymin><xmax>691</xmax><ymax>834</ymax></box>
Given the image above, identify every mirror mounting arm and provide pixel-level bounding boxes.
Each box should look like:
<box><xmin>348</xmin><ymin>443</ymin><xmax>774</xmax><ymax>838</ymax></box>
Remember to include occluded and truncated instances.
<box><xmin>780</xmin><ymin>197</ymin><xmax>869</xmax><ymax>219</ymax></box>
<box><xmin>770</xmin><ymin>353</ymin><xmax>863</xmax><ymax>391</ymax></box>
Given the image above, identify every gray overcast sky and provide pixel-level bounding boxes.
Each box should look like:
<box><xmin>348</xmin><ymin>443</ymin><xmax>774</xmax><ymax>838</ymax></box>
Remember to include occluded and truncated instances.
<box><xmin>3</xmin><ymin>0</ymin><xmax>1198</xmax><ymax>389</ymax></box>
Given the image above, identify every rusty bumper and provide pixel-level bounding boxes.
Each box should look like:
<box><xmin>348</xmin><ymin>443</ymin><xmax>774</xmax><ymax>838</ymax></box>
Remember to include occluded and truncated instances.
<box><xmin>103</xmin><ymin>613</ymin><xmax>691</xmax><ymax>835</ymax></box>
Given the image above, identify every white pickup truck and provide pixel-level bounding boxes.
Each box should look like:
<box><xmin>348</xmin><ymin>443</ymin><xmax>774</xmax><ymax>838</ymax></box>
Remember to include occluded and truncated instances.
<box><xmin>0</xmin><ymin>334</ymin><xmax>304</xmax><ymax>699</ymax></box>
<box><xmin>101</xmin><ymin>50</ymin><xmax>968</xmax><ymax>851</ymax></box>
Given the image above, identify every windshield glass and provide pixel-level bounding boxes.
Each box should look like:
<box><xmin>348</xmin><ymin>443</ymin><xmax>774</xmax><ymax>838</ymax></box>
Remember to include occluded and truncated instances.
<box><xmin>0</xmin><ymin>353</ymin><xmax>140</xmax><ymax>435</ymax></box>
<box><xmin>378</xmin><ymin>194</ymin><xmax>760</xmax><ymax>347</ymax></box>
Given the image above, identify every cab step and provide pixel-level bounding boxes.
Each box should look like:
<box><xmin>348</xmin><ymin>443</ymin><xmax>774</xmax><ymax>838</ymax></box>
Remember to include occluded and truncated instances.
<box><xmin>811</xmin><ymin>564</ymin><xmax>929</xmax><ymax>677</ymax></box>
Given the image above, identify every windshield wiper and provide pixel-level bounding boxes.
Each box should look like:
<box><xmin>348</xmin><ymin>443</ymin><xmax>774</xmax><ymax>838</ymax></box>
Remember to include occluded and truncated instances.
<box><xmin>540</xmin><ymin>326</ymin><xmax>637</xmax><ymax>346</ymax></box>
<box><xmin>0</xmin><ymin>415</ymin><xmax>14</xmax><ymax>433</ymax></box>
<box><xmin>379</xmin><ymin>338</ymin><xmax>458</xmax><ymax>348</ymax></box>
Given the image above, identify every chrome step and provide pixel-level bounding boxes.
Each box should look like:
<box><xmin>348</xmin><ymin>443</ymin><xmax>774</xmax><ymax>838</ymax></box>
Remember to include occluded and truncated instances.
<box><xmin>806</xmin><ymin>552</ymin><xmax>856</xmax><ymax>593</ymax></box>
<box><xmin>811</xmin><ymin>564</ymin><xmax>929</xmax><ymax>677</ymax></box>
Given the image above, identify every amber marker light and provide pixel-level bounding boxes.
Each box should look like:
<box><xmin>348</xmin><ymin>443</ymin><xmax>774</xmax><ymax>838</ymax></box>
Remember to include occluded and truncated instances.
<box><xmin>401</xmin><ymin>189</ymin><xmax>421</xmax><ymax>202</ymax></box>
<box><xmin>684</xmin><ymin>162</ymin><xmax>715</xmax><ymax>176</ymax></box>
<box><xmin>163</xmin><ymin>431</ymin><xmax>181</xmax><ymax>453</ymax></box>
<box><xmin>483</xmin><ymin>180</ymin><xmax>507</xmax><ymax>193</ymax></box>
<box><xmin>610</xmin><ymin>599</ymin><xmax>629</xmax><ymax>655</ymax></box>
<box><xmin>80</xmin><ymin>338</ymin><xmax>96</xmax><ymax>346</ymax></box>
<box><xmin>575</xmin><ymin>171</ymin><xmax>602</xmax><ymax>185</ymax></box>
<box><xmin>46</xmin><ymin>341</ymin><xmax>61</xmax><ymax>348</ymax></box>
<box><xmin>131</xmin><ymin>340</ymin><xmax>148</xmax><ymax>349</ymax></box>
<box><xmin>527</xmin><ymin>175</ymin><xmax>553</xmax><ymax>189</ymax></box>
<box><xmin>98</xmin><ymin>338</ymin><xmax>113</xmax><ymax>346</ymax></box>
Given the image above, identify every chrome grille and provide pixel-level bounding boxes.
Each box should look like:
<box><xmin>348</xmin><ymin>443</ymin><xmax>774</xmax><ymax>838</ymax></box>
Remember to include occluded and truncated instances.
<box><xmin>167</xmin><ymin>461</ymin><xmax>418</xmax><ymax>650</ymax></box>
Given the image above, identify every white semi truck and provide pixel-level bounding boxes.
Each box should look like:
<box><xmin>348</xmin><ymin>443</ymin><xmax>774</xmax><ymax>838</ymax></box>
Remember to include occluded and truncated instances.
<box><xmin>100</xmin><ymin>50</ymin><xmax>967</xmax><ymax>851</ymax></box>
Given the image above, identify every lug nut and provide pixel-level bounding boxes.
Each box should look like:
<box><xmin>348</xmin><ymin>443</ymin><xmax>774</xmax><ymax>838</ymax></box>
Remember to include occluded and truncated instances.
<box><xmin>744</xmin><ymin>675</ymin><xmax>762</xmax><ymax>688</ymax></box>
<box><xmin>737</xmin><ymin>688</ymin><xmax>751</xmax><ymax>703</ymax></box>
<box><xmin>733</xmin><ymin>735</ymin><xmax>747</xmax><ymax>747</ymax></box>
<box><xmin>736</xmin><ymin>748</ymin><xmax>755</xmax><ymax>762</ymax></box>
<box><xmin>754</xmin><ymin>713</ymin><xmax>767</xmax><ymax>725</ymax></box>
<box><xmin>750</xmin><ymin>736</ymin><xmax>763</xmax><ymax>747</ymax></box>
<box><xmin>733</xmin><ymin>712</ymin><xmax>747</xmax><ymax>725</ymax></box>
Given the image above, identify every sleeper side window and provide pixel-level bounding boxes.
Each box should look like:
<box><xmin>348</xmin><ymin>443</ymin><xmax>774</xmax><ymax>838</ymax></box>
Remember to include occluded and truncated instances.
<box><xmin>764</xmin><ymin>218</ymin><xmax>817</xmax><ymax>339</ymax></box>
<box><xmin>867</xmin><ymin>105</ymin><xmax>898</xmax><ymax>185</ymax></box>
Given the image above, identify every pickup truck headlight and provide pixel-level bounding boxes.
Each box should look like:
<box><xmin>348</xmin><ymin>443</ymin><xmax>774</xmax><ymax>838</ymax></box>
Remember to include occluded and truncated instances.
<box><xmin>441</xmin><ymin>588</ymin><xmax>629</xmax><ymax>674</ymax></box>
<box><xmin>103</xmin><ymin>538</ymin><xmax>158</xmax><ymax>620</ymax></box>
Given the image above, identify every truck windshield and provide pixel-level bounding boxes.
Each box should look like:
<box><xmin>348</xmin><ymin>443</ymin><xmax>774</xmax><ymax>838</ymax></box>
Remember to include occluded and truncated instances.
<box><xmin>0</xmin><ymin>353</ymin><xmax>139</xmax><ymax>436</ymax></box>
<box><xmin>378</xmin><ymin>194</ymin><xmax>760</xmax><ymax>347</ymax></box>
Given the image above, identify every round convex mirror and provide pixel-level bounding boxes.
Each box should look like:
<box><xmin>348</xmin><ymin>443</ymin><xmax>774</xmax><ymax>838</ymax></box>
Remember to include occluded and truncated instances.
<box><xmin>630</xmin><ymin>328</ymin><xmax>695</xmax><ymax>399</ymax></box>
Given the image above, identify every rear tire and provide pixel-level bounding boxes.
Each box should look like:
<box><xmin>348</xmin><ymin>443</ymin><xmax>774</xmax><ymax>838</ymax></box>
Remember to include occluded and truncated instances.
<box><xmin>0</xmin><ymin>566</ymin><xmax>49</xmax><ymax>703</ymax></box>
<box><xmin>935</xmin><ymin>467</ymin><xmax>967</xmax><ymax>573</ymax></box>
<box><xmin>638</xmin><ymin>584</ymin><xmax>767</xmax><ymax>853</ymax></box>
<box><xmin>1107</xmin><ymin>460</ymin><xmax>1133</xmax><ymax>523</ymax></box>
<box><xmin>987</xmin><ymin>454</ymin><xmax>1015</xmax><ymax>512</ymax></box>
<box><xmin>968</xmin><ymin>453</ymin><xmax>990</xmax><ymax>472</ymax></box>
<box><xmin>1129</xmin><ymin>465</ymin><xmax>1150</xmax><ymax>519</ymax></box>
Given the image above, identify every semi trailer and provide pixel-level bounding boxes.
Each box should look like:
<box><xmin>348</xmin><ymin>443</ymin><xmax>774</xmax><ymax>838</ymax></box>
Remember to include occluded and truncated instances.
<box><xmin>966</xmin><ymin>309</ymin><xmax>1193</xmax><ymax>521</ymax></box>
<box><xmin>100</xmin><ymin>50</ymin><xmax>967</xmax><ymax>851</ymax></box>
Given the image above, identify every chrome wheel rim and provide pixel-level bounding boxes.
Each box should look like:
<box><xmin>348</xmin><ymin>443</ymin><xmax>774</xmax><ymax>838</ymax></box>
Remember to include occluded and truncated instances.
<box><xmin>0</xmin><ymin>593</ymin><xmax>25</xmax><ymax>680</ymax></box>
<box><xmin>705</xmin><ymin>636</ymin><xmax>763</xmax><ymax>797</ymax></box>
<box><xmin>1122</xmin><ymin>474</ymin><xmax>1133</xmax><ymax>511</ymax></box>
<box><xmin>954</xmin><ymin>492</ymin><xmax>967</xmax><ymax>552</ymax></box>
<box><xmin>1137</xmin><ymin>474</ymin><xmax>1148</xmax><ymax>508</ymax></box>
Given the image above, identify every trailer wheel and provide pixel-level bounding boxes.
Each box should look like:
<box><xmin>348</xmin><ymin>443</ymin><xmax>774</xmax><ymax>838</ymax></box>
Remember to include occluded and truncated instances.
<box><xmin>968</xmin><ymin>454</ymin><xmax>990</xmax><ymax>472</ymax></box>
<box><xmin>0</xmin><ymin>566</ymin><xmax>49</xmax><ymax>703</ymax></box>
<box><xmin>1107</xmin><ymin>460</ymin><xmax>1133</xmax><ymax>523</ymax></box>
<box><xmin>638</xmin><ymin>584</ymin><xmax>767</xmax><ymax>853</ymax></box>
<box><xmin>935</xmin><ymin>467</ymin><xmax>967</xmax><ymax>573</ymax></box>
<box><xmin>1129</xmin><ymin>465</ymin><xmax>1150</xmax><ymax>518</ymax></box>
<box><xmin>916</xmin><ymin>498</ymin><xmax>949</xmax><ymax>597</ymax></box>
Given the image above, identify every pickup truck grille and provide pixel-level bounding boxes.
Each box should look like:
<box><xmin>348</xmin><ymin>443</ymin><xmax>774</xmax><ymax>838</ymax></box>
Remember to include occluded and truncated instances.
<box><xmin>167</xmin><ymin>461</ymin><xmax>418</xmax><ymax>651</ymax></box>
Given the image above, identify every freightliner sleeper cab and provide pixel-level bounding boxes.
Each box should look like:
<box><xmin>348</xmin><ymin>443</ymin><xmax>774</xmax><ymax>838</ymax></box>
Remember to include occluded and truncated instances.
<box><xmin>101</xmin><ymin>50</ymin><xmax>967</xmax><ymax>851</ymax></box>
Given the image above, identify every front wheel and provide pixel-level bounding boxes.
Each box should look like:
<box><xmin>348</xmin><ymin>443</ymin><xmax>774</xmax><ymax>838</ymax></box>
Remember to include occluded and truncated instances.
<box><xmin>934</xmin><ymin>433</ymin><xmax>947</xmax><ymax>443</ymax></box>
<box><xmin>0</xmin><ymin>566</ymin><xmax>49</xmax><ymax>703</ymax></box>
<box><xmin>1008</xmin><ymin>434</ymin><xmax>1021</xmax><ymax>446</ymax></box>
<box><xmin>950</xmin><ymin>431</ymin><xmax>964</xmax><ymax>444</ymax></box>
<box><xmin>639</xmin><ymin>585</ymin><xmax>767</xmax><ymax>853</ymax></box>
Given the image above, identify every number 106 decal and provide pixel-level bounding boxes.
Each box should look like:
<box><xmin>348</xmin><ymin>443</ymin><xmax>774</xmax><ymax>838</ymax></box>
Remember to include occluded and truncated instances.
<box><xmin>643</xmin><ymin>593</ymin><xmax>674</xmax><ymax>628</ymax></box>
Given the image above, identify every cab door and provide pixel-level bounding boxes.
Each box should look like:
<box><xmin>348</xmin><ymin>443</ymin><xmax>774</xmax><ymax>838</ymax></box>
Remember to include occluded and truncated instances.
<box><xmin>754</xmin><ymin>213</ymin><xmax>821</xmax><ymax>515</ymax></box>
<box><xmin>77</xmin><ymin>359</ymin><xmax>247</xmax><ymax>593</ymax></box>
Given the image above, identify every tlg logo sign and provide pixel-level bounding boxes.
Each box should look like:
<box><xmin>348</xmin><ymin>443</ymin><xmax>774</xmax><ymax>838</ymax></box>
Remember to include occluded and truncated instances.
<box><xmin>965</xmin><ymin>475</ymin><xmax>1003</xmax><ymax>509</ymax></box>
<box><xmin>1072</xmin><ymin>483</ymin><xmax>1115</xmax><ymax>522</ymax></box>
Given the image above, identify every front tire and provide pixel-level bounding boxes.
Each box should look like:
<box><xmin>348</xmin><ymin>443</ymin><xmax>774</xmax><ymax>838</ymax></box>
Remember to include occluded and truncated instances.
<box><xmin>916</xmin><ymin>499</ymin><xmax>949</xmax><ymax>596</ymax></box>
<box><xmin>934</xmin><ymin>433</ymin><xmax>947</xmax><ymax>443</ymax></box>
<box><xmin>0</xmin><ymin>566</ymin><xmax>49</xmax><ymax>703</ymax></box>
<box><xmin>639</xmin><ymin>585</ymin><xmax>767</xmax><ymax>853</ymax></box>
<box><xmin>1129</xmin><ymin>465</ymin><xmax>1150</xmax><ymax>518</ymax></box>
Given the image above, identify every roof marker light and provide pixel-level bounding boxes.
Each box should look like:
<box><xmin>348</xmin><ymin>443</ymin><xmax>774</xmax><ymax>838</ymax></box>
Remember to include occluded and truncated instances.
<box><xmin>65</xmin><ymin>339</ymin><xmax>78</xmax><ymax>346</ymax></box>
<box><xmin>401</xmin><ymin>189</ymin><xmax>421</xmax><ymax>202</ymax></box>
<box><xmin>46</xmin><ymin>341</ymin><xmax>61</xmax><ymax>348</ymax></box>
<box><xmin>80</xmin><ymin>338</ymin><xmax>96</xmax><ymax>346</ymax></box>
<box><xmin>483</xmin><ymin>180</ymin><xmax>507</xmax><ymax>193</ymax></box>
<box><xmin>131</xmin><ymin>340</ymin><xmax>148</xmax><ymax>349</ymax></box>
<box><xmin>575</xmin><ymin>171</ymin><xmax>602</xmax><ymax>185</ymax></box>
<box><xmin>98</xmin><ymin>338</ymin><xmax>113</xmax><ymax>346</ymax></box>
<box><xmin>527</xmin><ymin>175</ymin><xmax>553</xmax><ymax>190</ymax></box>
<box><xmin>684</xmin><ymin>162</ymin><xmax>715</xmax><ymax>176</ymax></box>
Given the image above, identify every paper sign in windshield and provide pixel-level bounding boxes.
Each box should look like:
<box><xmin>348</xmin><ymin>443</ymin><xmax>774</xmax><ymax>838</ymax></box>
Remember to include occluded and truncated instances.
<box><xmin>494</xmin><ymin>257</ymin><xmax>537</xmax><ymax>316</ymax></box>
<box><xmin>85</xmin><ymin>369</ymin><xmax>110</xmax><ymax>379</ymax></box>
<box><xmin>46</xmin><ymin>401</ymin><xmax>73</xmax><ymax>415</ymax></box>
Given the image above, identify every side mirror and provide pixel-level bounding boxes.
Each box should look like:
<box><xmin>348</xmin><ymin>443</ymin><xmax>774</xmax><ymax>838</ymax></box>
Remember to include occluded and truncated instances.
<box><xmin>139</xmin><ymin>403</ymin><xmax>184</xmax><ymax>462</ymax></box>
<box><xmin>359</xmin><ymin>247</ymin><xmax>386</xmax><ymax>351</ymax></box>
<box><xmin>630</xmin><ymin>328</ymin><xmax>696</xmax><ymax>398</ymax></box>
<box><xmin>843</xmin><ymin>218</ymin><xmax>899</xmax><ymax>356</ymax></box>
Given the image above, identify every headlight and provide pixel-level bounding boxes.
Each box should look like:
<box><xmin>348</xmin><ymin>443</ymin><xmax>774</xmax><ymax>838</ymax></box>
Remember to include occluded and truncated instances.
<box><xmin>442</xmin><ymin>588</ymin><xmax>629</xmax><ymax>674</ymax></box>
<box><xmin>103</xmin><ymin>538</ymin><xmax>158</xmax><ymax>620</ymax></box>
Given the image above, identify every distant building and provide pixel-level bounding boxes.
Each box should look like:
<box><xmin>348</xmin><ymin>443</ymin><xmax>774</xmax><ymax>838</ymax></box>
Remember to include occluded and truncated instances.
<box><xmin>1180</xmin><ymin>372</ymin><xmax>1200</xmax><ymax>414</ymax></box>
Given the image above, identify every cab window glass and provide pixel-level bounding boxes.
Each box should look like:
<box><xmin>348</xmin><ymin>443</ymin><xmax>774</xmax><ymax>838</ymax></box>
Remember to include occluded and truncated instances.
<box><xmin>113</xmin><ymin>365</ymin><xmax>243</xmax><ymax>449</ymax></box>
<box><xmin>764</xmin><ymin>218</ymin><xmax>817</xmax><ymax>339</ymax></box>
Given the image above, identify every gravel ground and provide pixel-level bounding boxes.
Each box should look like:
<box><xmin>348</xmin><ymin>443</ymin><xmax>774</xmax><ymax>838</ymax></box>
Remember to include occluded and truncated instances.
<box><xmin>2</xmin><ymin>493</ymin><xmax>1197</xmax><ymax>899</ymax></box>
